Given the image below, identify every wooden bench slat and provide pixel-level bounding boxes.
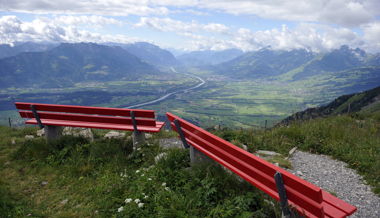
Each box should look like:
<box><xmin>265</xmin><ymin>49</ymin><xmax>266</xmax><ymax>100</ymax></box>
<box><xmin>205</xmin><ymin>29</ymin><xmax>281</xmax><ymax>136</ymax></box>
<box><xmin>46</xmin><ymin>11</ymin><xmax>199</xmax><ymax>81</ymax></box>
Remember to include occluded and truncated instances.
<box><xmin>167</xmin><ymin>113</ymin><xmax>323</xmax><ymax>202</ymax></box>
<box><xmin>167</xmin><ymin>112</ymin><xmax>357</xmax><ymax>218</ymax></box>
<box><xmin>25</xmin><ymin>119</ymin><xmax>164</xmax><ymax>133</ymax></box>
<box><xmin>19</xmin><ymin>111</ymin><xmax>157</xmax><ymax>127</ymax></box>
<box><xmin>322</xmin><ymin>191</ymin><xmax>357</xmax><ymax>216</ymax></box>
<box><xmin>15</xmin><ymin>102</ymin><xmax>156</xmax><ymax>118</ymax></box>
<box><xmin>172</xmin><ymin>122</ymin><xmax>325</xmax><ymax>218</ymax></box>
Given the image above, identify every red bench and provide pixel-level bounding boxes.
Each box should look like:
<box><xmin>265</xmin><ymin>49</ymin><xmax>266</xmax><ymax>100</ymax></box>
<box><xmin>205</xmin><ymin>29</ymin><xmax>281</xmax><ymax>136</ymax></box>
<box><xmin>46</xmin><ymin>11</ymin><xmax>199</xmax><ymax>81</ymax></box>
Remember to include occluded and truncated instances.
<box><xmin>15</xmin><ymin>102</ymin><xmax>165</xmax><ymax>144</ymax></box>
<box><xmin>167</xmin><ymin>112</ymin><xmax>357</xmax><ymax>218</ymax></box>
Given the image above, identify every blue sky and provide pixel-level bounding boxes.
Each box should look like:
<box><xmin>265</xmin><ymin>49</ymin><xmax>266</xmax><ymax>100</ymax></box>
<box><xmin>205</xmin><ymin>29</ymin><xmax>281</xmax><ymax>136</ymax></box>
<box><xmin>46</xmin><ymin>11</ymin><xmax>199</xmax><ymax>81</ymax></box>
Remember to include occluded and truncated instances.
<box><xmin>0</xmin><ymin>0</ymin><xmax>379</xmax><ymax>53</ymax></box>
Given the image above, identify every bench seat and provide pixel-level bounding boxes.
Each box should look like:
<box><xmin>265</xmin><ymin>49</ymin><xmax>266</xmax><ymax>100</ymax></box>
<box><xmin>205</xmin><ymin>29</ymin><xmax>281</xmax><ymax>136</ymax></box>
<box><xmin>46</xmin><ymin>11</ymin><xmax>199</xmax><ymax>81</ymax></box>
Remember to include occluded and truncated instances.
<box><xmin>16</xmin><ymin>102</ymin><xmax>164</xmax><ymax>134</ymax></box>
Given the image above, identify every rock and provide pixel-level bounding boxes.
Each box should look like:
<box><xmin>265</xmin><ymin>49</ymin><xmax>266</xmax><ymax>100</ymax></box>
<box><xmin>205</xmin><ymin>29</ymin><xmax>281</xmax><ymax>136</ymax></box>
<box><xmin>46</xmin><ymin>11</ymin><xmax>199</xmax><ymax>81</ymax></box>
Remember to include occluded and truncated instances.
<box><xmin>94</xmin><ymin>210</ymin><xmax>98</xmax><ymax>214</ymax></box>
<box><xmin>257</xmin><ymin>150</ymin><xmax>280</xmax><ymax>156</ymax></box>
<box><xmin>4</xmin><ymin>161</ymin><xmax>10</xmax><ymax>165</ymax></box>
<box><xmin>25</xmin><ymin>135</ymin><xmax>34</xmax><ymax>139</ymax></box>
<box><xmin>12</xmin><ymin>140</ymin><xmax>15</xmax><ymax>144</ymax></box>
<box><xmin>127</xmin><ymin>136</ymin><xmax>132</xmax><ymax>140</ymax></box>
<box><xmin>155</xmin><ymin>153</ymin><xmax>167</xmax><ymax>164</ymax></box>
<box><xmin>41</xmin><ymin>181</ymin><xmax>48</xmax><ymax>186</ymax></box>
<box><xmin>37</xmin><ymin>128</ymin><xmax>45</xmax><ymax>137</ymax></box>
<box><xmin>104</xmin><ymin>131</ymin><xmax>125</xmax><ymax>139</ymax></box>
<box><xmin>297</xmin><ymin>171</ymin><xmax>303</xmax><ymax>176</ymax></box>
<box><xmin>145</xmin><ymin>133</ymin><xmax>152</xmax><ymax>139</ymax></box>
<box><xmin>61</xmin><ymin>198</ymin><xmax>68</xmax><ymax>204</ymax></box>
<box><xmin>63</xmin><ymin>127</ymin><xmax>94</xmax><ymax>141</ymax></box>
<box><xmin>274</xmin><ymin>162</ymin><xmax>279</xmax><ymax>167</ymax></box>
<box><xmin>242</xmin><ymin>144</ymin><xmax>248</xmax><ymax>151</ymax></box>
<box><xmin>165</xmin><ymin>129</ymin><xmax>169</xmax><ymax>132</ymax></box>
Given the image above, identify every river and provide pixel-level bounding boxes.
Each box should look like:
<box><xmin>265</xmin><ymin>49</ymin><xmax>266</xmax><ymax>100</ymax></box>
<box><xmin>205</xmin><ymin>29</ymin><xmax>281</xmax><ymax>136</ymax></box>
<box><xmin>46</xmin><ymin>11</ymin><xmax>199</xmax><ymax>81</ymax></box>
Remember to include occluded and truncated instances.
<box><xmin>124</xmin><ymin>67</ymin><xmax>206</xmax><ymax>109</ymax></box>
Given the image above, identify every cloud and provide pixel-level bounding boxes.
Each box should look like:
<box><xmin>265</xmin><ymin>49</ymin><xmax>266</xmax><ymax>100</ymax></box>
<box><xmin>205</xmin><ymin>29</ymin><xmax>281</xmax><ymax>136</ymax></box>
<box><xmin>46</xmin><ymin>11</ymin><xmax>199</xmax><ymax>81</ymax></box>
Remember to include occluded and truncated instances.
<box><xmin>53</xmin><ymin>15</ymin><xmax>124</xmax><ymax>29</ymax></box>
<box><xmin>0</xmin><ymin>15</ymin><xmax>143</xmax><ymax>45</ymax></box>
<box><xmin>135</xmin><ymin>17</ymin><xmax>231</xmax><ymax>35</ymax></box>
<box><xmin>319</xmin><ymin>0</ymin><xmax>374</xmax><ymax>28</ymax></box>
<box><xmin>0</xmin><ymin>0</ymin><xmax>170</xmax><ymax>16</ymax></box>
<box><xmin>362</xmin><ymin>21</ymin><xmax>380</xmax><ymax>47</ymax></box>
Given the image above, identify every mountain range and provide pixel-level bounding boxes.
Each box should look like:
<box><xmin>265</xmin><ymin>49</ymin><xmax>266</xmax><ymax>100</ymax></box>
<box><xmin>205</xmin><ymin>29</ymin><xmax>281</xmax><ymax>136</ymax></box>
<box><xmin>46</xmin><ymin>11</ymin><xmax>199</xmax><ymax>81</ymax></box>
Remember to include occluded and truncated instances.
<box><xmin>0</xmin><ymin>43</ymin><xmax>158</xmax><ymax>88</ymax></box>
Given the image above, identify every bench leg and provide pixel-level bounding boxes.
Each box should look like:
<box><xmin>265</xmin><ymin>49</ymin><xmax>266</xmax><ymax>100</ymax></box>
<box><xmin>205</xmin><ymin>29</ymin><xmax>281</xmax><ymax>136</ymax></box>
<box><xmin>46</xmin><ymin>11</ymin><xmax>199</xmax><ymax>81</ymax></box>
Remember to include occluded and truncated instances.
<box><xmin>45</xmin><ymin>125</ymin><xmax>62</xmax><ymax>143</ymax></box>
<box><xmin>133</xmin><ymin>131</ymin><xmax>146</xmax><ymax>149</ymax></box>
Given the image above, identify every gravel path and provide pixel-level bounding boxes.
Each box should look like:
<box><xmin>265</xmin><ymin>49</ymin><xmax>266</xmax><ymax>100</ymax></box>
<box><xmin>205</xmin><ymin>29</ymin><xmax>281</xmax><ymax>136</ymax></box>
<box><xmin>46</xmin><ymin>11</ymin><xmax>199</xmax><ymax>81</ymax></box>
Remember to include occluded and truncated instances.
<box><xmin>158</xmin><ymin>138</ymin><xmax>380</xmax><ymax>217</ymax></box>
<box><xmin>285</xmin><ymin>150</ymin><xmax>380</xmax><ymax>218</ymax></box>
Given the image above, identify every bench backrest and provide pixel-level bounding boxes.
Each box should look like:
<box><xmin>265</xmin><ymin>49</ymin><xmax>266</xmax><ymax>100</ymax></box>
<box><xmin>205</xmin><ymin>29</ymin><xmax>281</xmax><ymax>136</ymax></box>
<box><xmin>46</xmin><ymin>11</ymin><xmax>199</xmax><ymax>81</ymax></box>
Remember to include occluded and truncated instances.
<box><xmin>167</xmin><ymin>112</ymin><xmax>325</xmax><ymax>217</ymax></box>
<box><xmin>15</xmin><ymin>102</ymin><xmax>157</xmax><ymax>127</ymax></box>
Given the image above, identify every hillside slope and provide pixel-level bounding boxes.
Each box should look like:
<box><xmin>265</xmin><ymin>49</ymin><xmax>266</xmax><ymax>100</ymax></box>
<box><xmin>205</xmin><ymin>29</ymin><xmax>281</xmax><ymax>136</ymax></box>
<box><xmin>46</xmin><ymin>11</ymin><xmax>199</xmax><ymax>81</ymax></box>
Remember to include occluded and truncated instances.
<box><xmin>0</xmin><ymin>43</ymin><xmax>158</xmax><ymax>88</ymax></box>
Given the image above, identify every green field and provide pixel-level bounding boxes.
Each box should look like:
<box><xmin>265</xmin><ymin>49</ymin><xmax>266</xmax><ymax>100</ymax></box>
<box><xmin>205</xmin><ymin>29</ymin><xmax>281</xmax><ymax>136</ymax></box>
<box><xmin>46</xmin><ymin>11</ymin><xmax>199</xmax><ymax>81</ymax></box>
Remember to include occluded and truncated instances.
<box><xmin>0</xmin><ymin>68</ymin><xmax>367</xmax><ymax>129</ymax></box>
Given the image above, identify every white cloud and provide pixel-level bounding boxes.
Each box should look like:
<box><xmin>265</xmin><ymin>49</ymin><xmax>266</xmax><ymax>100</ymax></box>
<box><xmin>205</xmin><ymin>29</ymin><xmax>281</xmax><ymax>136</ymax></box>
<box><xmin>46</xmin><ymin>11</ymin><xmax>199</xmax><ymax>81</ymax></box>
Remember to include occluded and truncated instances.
<box><xmin>135</xmin><ymin>17</ymin><xmax>231</xmax><ymax>35</ymax></box>
<box><xmin>53</xmin><ymin>15</ymin><xmax>124</xmax><ymax>29</ymax></box>
<box><xmin>362</xmin><ymin>21</ymin><xmax>380</xmax><ymax>48</ymax></box>
<box><xmin>0</xmin><ymin>0</ymin><xmax>170</xmax><ymax>16</ymax></box>
<box><xmin>0</xmin><ymin>15</ymin><xmax>143</xmax><ymax>45</ymax></box>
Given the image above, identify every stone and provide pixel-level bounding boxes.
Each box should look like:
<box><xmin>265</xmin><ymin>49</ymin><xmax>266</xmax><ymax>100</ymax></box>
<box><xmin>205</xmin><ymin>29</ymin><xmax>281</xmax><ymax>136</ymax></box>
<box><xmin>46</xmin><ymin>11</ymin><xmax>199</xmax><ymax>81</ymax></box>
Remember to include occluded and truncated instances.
<box><xmin>37</xmin><ymin>128</ymin><xmax>45</xmax><ymax>137</ymax></box>
<box><xmin>274</xmin><ymin>162</ymin><xmax>279</xmax><ymax>167</ymax></box>
<box><xmin>155</xmin><ymin>153</ymin><xmax>167</xmax><ymax>164</ymax></box>
<box><xmin>104</xmin><ymin>131</ymin><xmax>125</xmax><ymax>139</ymax></box>
<box><xmin>145</xmin><ymin>133</ymin><xmax>152</xmax><ymax>139</ymax></box>
<box><xmin>297</xmin><ymin>171</ymin><xmax>303</xmax><ymax>176</ymax></box>
<box><xmin>61</xmin><ymin>199</ymin><xmax>68</xmax><ymax>204</ymax></box>
<box><xmin>165</xmin><ymin>129</ymin><xmax>169</xmax><ymax>132</ymax></box>
<box><xmin>25</xmin><ymin>135</ymin><xmax>34</xmax><ymax>139</ymax></box>
<box><xmin>41</xmin><ymin>181</ymin><xmax>48</xmax><ymax>186</ymax></box>
<box><xmin>4</xmin><ymin>161</ymin><xmax>10</xmax><ymax>165</ymax></box>
<box><xmin>63</xmin><ymin>127</ymin><xmax>94</xmax><ymax>142</ymax></box>
<box><xmin>242</xmin><ymin>144</ymin><xmax>248</xmax><ymax>151</ymax></box>
<box><xmin>12</xmin><ymin>140</ymin><xmax>15</xmax><ymax>144</ymax></box>
<box><xmin>257</xmin><ymin>150</ymin><xmax>280</xmax><ymax>156</ymax></box>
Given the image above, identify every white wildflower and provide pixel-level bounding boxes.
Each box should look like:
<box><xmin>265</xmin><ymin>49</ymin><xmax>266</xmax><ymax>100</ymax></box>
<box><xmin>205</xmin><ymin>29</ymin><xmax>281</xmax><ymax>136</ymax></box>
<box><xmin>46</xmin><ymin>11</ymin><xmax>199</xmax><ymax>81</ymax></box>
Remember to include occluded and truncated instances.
<box><xmin>141</xmin><ymin>174</ymin><xmax>144</xmax><ymax>177</ymax></box>
<box><xmin>162</xmin><ymin>182</ymin><xmax>166</xmax><ymax>187</ymax></box>
<box><xmin>165</xmin><ymin>187</ymin><xmax>170</xmax><ymax>191</ymax></box>
<box><xmin>136</xmin><ymin>170</ymin><xmax>140</xmax><ymax>173</ymax></box>
<box><xmin>121</xmin><ymin>178</ymin><xmax>123</xmax><ymax>180</ymax></box>
<box><xmin>148</xmin><ymin>178</ymin><xmax>152</xmax><ymax>181</ymax></box>
<box><xmin>125</xmin><ymin>198</ymin><xmax>132</xmax><ymax>203</ymax></box>
<box><xmin>138</xmin><ymin>203</ymin><xmax>144</xmax><ymax>208</ymax></box>
<box><xmin>134</xmin><ymin>199</ymin><xmax>140</xmax><ymax>203</ymax></box>
<box><xmin>118</xmin><ymin>206</ymin><xmax>123</xmax><ymax>212</ymax></box>
<box><xmin>137</xmin><ymin>148</ymin><xmax>140</xmax><ymax>151</ymax></box>
<box><xmin>144</xmin><ymin>195</ymin><xmax>148</xmax><ymax>199</ymax></box>
<box><xmin>120</xmin><ymin>173</ymin><xmax>123</xmax><ymax>177</ymax></box>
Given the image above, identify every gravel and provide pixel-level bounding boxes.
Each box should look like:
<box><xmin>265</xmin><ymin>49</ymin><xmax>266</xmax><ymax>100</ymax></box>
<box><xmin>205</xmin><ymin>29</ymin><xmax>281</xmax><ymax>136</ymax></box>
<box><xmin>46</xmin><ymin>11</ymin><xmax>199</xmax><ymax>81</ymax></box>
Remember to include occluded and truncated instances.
<box><xmin>158</xmin><ymin>139</ymin><xmax>380</xmax><ymax>217</ymax></box>
<box><xmin>285</xmin><ymin>150</ymin><xmax>380</xmax><ymax>218</ymax></box>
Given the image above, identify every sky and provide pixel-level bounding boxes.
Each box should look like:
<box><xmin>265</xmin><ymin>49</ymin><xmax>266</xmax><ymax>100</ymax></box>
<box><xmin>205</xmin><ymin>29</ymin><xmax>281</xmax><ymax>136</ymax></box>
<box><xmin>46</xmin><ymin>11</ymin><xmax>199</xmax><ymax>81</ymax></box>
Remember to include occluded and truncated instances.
<box><xmin>0</xmin><ymin>0</ymin><xmax>380</xmax><ymax>53</ymax></box>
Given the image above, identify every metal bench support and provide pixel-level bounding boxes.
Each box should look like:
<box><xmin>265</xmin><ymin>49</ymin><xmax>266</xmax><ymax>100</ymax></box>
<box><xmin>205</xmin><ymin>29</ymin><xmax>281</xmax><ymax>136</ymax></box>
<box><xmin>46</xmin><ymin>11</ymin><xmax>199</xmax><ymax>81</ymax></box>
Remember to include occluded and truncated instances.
<box><xmin>275</xmin><ymin>171</ymin><xmax>291</xmax><ymax>217</ymax></box>
<box><xmin>30</xmin><ymin>104</ymin><xmax>44</xmax><ymax>129</ymax></box>
<box><xmin>174</xmin><ymin>119</ymin><xmax>213</xmax><ymax>164</ymax></box>
<box><xmin>130</xmin><ymin>111</ymin><xmax>145</xmax><ymax>148</ymax></box>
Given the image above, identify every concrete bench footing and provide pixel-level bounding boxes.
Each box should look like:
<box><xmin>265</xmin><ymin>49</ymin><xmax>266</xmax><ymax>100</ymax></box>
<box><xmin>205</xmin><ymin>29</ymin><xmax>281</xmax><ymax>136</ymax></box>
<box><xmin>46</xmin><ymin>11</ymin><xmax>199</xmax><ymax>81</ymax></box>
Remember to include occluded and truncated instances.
<box><xmin>133</xmin><ymin>131</ymin><xmax>146</xmax><ymax>149</ymax></box>
<box><xmin>45</xmin><ymin>125</ymin><xmax>62</xmax><ymax>143</ymax></box>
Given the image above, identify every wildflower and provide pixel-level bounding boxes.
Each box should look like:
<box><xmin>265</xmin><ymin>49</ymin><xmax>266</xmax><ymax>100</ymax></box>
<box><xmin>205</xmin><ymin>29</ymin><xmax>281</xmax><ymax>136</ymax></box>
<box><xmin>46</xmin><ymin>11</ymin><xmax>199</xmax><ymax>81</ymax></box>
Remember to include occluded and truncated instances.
<box><xmin>121</xmin><ymin>178</ymin><xmax>123</xmax><ymax>180</ymax></box>
<box><xmin>113</xmin><ymin>184</ymin><xmax>115</xmax><ymax>186</ymax></box>
<box><xmin>119</xmin><ymin>186</ymin><xmax>121</xmax><ymax>189</ymax></box>
<box><xmin>137</xmin><ymin>148</ymin><xmax>141</xmax><ymax>151</ymax></box>
<box><xmin>141</xmin><ymin>174</ymin><xmax>144</xmax><ymax>177</ymax></box>
<box><xmin>120</xmin><ymin>173</ymin><xmax>123</xmax><ymax>177</ymax></box>
<box><xmin>125</xmin><ymin>198</ymin><xmax>132</xmax><ymax>203</ymax></box>
<box><xmin>107</xmin><ymin>190</ymin><xmax>110</xmax><ymax>192</ymax></box>
<box><xmin>135</xmin><ymin>199</ymin><xmax>140</xmax><ymax>203</ymax></box>
<box><xmin>165</xmin><ymin>187</ymin><xmax>170</xmax><ymax>191</ymax></box>
<box><xmin>136</xmin><ymin>170</ymin><xmax>140</xmax><ymax>173</ymax></box>
<box><xmin>162</xmin><ymin>182</ymin><xmax>166</xmax><ymax>187</ymax></box>
<box><xmin>138</xmin><ymin>203</ymin><xmax>144</xmax><ymax>208</ymax></box>
<box><xmin>148</xmin><ymin>178</ymin><xmax>152</xmax><ymax>181</ymax></box>
<box><xmin>144</xmin><ymin>195</ymin><xmax>148</xmax><ymax>199</ymax></box>
<box><xmin>27</xmin><ymin>214</ymin><xmax>31</xmax><ymax>217</ymax></box>
<box><xmin>118</xmin><ymin>206</ymin><xmax>123</xmax><ymax>212</ymax></box>
<box><xmin>142</xmin><ymin>193</ymin><xmax>145</xmax><ymax>195</ymax></box>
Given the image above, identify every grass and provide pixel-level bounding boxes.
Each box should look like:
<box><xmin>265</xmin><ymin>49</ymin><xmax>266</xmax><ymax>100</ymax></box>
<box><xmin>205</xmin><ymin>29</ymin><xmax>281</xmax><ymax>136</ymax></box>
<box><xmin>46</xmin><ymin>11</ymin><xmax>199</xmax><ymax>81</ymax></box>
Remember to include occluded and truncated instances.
<box><xmin>1</xmin><ymin>112</ymin><xmax>379</xmax><ymax>217</ymax></box>
<box><xmin>0</xmin><ymin>126</ymin><xmax>279</xmax><ymax>217</ymax></box>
